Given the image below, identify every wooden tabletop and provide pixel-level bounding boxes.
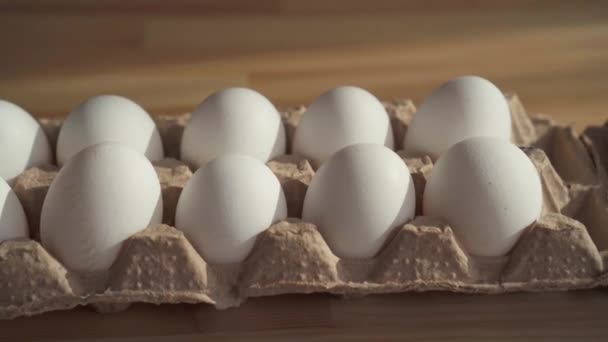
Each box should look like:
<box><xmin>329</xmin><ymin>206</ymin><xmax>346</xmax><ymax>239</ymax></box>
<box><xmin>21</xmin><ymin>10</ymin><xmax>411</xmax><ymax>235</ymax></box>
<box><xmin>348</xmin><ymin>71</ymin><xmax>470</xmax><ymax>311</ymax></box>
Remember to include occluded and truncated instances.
<box><xmin>2</xmin><ymin>291</ymin><xmax>608</xmax><ymax>341</ymax></box>
<box><xmin>0</xmin><ymin>1</ymin><xmax>607</xmax><ymax>130</ymax></box>
<box><xmin>1</xmin><ymin>1</ymin><xmax>607</xmax><ymax>341</ymax></box>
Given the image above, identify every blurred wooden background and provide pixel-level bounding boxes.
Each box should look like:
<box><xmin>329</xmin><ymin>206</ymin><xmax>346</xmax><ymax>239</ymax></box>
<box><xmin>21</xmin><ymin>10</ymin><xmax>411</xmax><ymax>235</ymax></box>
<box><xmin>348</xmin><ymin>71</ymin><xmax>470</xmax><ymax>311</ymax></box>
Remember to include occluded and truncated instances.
<box><xmin>0</xmin><ymin>0</ymin><xmax>607</xmax><ymax>131</ymax></box>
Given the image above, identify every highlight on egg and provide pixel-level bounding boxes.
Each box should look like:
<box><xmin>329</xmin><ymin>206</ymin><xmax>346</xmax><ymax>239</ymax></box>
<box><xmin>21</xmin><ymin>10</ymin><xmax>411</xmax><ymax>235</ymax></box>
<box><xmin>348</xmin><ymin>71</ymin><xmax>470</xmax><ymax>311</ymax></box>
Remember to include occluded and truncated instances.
<box><xmin>302</xmin><ymin>143</ymin><xmax>416</xmax><ymax>259</ymax></box>
<box><xmin>404</xmin><ymin>76</ymin><xmax>511</xmax><ymax>160</ymax></box>
<box><xmin>423</xmin><ymin>136</ymin><xmax>543</xmax><ymax>257</ymax></box>
<box><xmin>41</xmin><ymin>142</ymin><xmax>163</xmax><ymax>272</ymax></box>
<box><xmin>0</xmin><ymin>177</ymin><xmax>29</xmax><ymax>242</ymax></box>
<box><xmin>0</xmin><ymin>100</ymin><xmax>53</xmax><ymax>183</ymax></box>
<box><xmin>56</xmin><ymin>95</ymin><xmax>164</xmax><ymax>166</ymax></box>
<box><xmin>175</xmin><ymin>154</ymin><xmax>287</xmax><ymax>264</ymax></box>
<box><xmin>292</xmin><ymin>86</ymin><xmax>394</xmax><ymax>168</ymax></box>
<box><xmin>180</xmin><ymin>87</ymin><xmax>286</xmax><ymax>170</ymax></box>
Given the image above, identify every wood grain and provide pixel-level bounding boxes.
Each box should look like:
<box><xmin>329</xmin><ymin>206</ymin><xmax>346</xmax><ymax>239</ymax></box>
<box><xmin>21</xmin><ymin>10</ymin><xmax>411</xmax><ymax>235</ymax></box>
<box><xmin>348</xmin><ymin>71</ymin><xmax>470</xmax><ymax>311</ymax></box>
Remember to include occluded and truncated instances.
<box><xmin>0</xmin><ymin>3</ymin><xmax>607</xmax><ymax>130</ymax></box>
<box><xmin>2</xmin><ymin>291</ymin><xmax>608</xmax><ymax>341</ymax></box>
<box><xmin>0</xmin><ymin>2</ymin><xmax>607</xmax><ymax>341</ymax></box>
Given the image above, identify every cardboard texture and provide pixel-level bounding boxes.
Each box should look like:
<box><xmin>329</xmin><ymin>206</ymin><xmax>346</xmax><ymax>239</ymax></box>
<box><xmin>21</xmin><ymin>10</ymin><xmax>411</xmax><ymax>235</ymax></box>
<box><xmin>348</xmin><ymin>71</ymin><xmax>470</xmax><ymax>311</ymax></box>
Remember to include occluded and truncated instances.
<box><xmin>1</xmin><ymin>94</ymin><xmax>607</xmax><ymax>319</ymax></box>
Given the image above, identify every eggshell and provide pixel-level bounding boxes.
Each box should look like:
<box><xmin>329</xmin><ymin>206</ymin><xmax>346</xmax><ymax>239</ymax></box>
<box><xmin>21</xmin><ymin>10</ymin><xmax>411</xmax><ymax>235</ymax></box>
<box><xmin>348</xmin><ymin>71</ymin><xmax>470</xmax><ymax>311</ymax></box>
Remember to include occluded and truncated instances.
<box><xmin>0</xmin><ymin>100</ymin><xmax>53</xmax><ymax>183</ymax></box>
<box><xmin>423</xmin><ymin>136</ymin><xmax>543</xmax><ymax>257</ymax></box>
<box><xmin>181</xmin><ymin>88</ymin><xmax>286</xmax><ymax>169</ymax></box>
<box><xmin>404</xmin><ymin>76</ymin><xmax>511</xmax><ymax>159</ymax></box>
<box><xmin>175</xmin><ymin>154</ymin><xmax>287</xmax><ymax>264</ymax></box>
<box><xmin>302</xmin><ymin>144</ymin><xmax>416</xmax><ymax>259</ymax></box>
<box><xmin>292</xmin><ymin>86</ymin><xmax>394</xmax><ymax>168</ymax></box>
<box><xmin>41</xmin><ymin>143</ymin><xmax>163</xmax><ymax>272</ymax></box>
<box><xmin>56</xmin><ymin>95</ymin><xmax>164</xmax><ymax>166</ymax></box>
<box><xmin>0</xmin><ymin>178</ymin><xmax>29</xmax><ymax>241</ymax></box>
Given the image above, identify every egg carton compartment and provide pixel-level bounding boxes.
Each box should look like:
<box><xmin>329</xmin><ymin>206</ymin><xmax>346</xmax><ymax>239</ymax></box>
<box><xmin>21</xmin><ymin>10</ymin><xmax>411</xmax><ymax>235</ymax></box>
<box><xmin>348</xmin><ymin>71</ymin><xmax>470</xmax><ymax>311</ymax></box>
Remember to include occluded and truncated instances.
<box><xmin>581</xmin><ymin>121</ymin><xmax>608</xmax><ymax>186</ymax></box>
<box><xmin>2</xmin><ymin>94</ymin><xmax>607</xmax><ymax>319</ymax></box>
<box><xmin>530</xmin><ymin>115</ymin><xmax>601</xmax><ymax>186</ymax></box>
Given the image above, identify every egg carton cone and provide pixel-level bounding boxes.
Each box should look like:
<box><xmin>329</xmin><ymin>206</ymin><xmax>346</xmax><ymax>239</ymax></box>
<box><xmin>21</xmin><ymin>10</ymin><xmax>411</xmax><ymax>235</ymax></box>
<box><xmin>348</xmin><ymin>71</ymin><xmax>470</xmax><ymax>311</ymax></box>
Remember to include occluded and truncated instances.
<box><xmin>2</xmin><ymin>94</ymin><xmax>608</xmax><ymax>319</ymax></box>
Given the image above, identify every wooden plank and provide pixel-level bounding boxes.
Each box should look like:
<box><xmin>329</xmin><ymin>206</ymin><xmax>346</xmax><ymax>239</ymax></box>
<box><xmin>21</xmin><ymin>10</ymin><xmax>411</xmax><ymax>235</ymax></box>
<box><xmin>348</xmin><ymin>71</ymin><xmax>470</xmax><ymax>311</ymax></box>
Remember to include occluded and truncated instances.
<box><xmin>2</xmin><ymin>291</ymin><xmax>608</xmax><ymax>341</ymax></box>
<box><xmin>0</xmin><ymin>0</ymin><xmax>605</xmax><ymax>14</ymax></box>
<box><xmin>0</xmin><ymin>9</ymin><xmax>606</xmax><ymax>130</ymax></box>
<box><xmin>0</xmin><ymin>0</ymin><xmax>282</xmax><ymax>15</ymax></box>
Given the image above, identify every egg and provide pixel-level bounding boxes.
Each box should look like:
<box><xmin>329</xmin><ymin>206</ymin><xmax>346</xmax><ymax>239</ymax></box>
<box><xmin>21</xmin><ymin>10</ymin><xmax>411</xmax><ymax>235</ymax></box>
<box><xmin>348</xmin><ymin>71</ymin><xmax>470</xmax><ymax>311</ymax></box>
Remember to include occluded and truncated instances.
<box><xmin>0</xmin><ymin>100</ymin><xmax>53</xmax><ymax>183</ymax></box>
<box><xmin>292</xmin><ymin>86</ymin><xmax>394</xmax><ymax>168</ymax></box>
<box><xmin>423</xmin><ymin>137</ymin><xmax>542</xmax><ymax>257</ymax></box>
<box><xmin>41</xmin><ymin>143</ymin><xmax>163</xmax><ymax>272</ymax></box>
<box><xmin>56</xmin><ymin>95</ymin><xmax>164</xmax><ymax>166</ymax></box>
<box><xmin>181</xmin><ymin>88</ymin><xmax>286</xmax><ymax>170</ymax></box>
<box><xmin>0</xmin><ymin>178</ymin><xmax>29</xmax><ymax>241</ymax></box>
<box><xmin>175</xmin><ymin>154</ymin><xmax>287</xmax><ymax>264</ymax></box>
<box><xmin>302</xmin><ymin>144</ymin><xmax>416</xmax><ymax>259</ymax></box>
<box><xmin>404</xmin><ymin>76</ymin><xmax>511</xmax><ymax>160</ymax></box>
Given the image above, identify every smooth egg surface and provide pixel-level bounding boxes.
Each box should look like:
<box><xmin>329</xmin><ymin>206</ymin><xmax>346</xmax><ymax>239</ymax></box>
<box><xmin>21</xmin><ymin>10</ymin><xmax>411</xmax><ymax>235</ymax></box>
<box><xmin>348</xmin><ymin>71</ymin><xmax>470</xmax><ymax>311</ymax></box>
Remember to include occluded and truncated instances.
<box><xmin>56</xmin><ymin>95</ymin><xmax>164</xmax><ymax>166</ymax></box>
<box><xmin>0</xmin><ymin>177</ymin><xmax>29</xmax><ymax>242</ymax></box>
<box><xmin>180</xmin><ymin>87</ymin><xmax>286</xmax><ymax>170</ymax></box>
<box><xmin>423</xmin><ymin>136</ymin><xmax>543</xmax><ymax>257</ymax></box>
<box><xmin>0</xmin><ymin>100</ymin><xmax>53</xmax><ymax>183</ymax></box>
<box><xmin>404</xmin><ymin>76</ymin><xmax>511</xmax><ymax>160</ymax></box>
<box><xmin>302</xmin><ymin>144</ymin><xmax>416</xmax><ymax>259</ymax></box>
<box><xmin>41</xmin><ymin>143</ymin><xmax>163</xmax><ymax>272</ymax></box>
<box><xmin>292</xmin><ymin>86</ymin><xmax>394</xmax><ymax>168</ymax></box>
<box><xmin>175</xmin><ymin>154</ymin><xmax>287</xmax><ymax>264</ymax></box>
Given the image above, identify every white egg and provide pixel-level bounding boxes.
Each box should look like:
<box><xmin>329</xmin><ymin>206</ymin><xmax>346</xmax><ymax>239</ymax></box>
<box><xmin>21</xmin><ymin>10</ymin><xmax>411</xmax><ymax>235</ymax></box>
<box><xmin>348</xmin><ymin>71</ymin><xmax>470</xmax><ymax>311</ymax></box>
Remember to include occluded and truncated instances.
<box><xmin>0</xmin><ymin>100</ymin><xmax>53</xmax><ymax>183</ymax></box>
<box><xmin>175</xmin><ymin>154</ymin><xmax>287</xmax><ymax>264</ymax></box>
<box><xmin>292</xmin><ymin>86</ymin><xmax>394</xmax><ymax>168</ymax></box>
<box><xmin>0</xmin><ymin>178</ymin><xmax>29</xmax><ymax>241</ymax></box>
<box><xmin>181</xmin><ymin>88</ymin><xmax>286</xmax><ymax>169</ymax></box>
<box><xmin>404</xmin><ymin>76</ymin><xmax>511</xmax><ymax>160</ymax></box>
<box><xmin>56</xmin><ymin>95</ymin><xmax>164</xmax><ymax>166</ymax></box>
<box><xmin>41</xmin><ymin>143</ymin><xmax>163</xmax><ymax>272</ymax></box>
<box><xmin>302</xmin><ymin>144</ymin><xmax>416</xmax><ymax>259</ymax></box>
<box><xmin>423</xmin><ymin>137</ymin><xmax>542</xmax><ymax>257</ymax></box>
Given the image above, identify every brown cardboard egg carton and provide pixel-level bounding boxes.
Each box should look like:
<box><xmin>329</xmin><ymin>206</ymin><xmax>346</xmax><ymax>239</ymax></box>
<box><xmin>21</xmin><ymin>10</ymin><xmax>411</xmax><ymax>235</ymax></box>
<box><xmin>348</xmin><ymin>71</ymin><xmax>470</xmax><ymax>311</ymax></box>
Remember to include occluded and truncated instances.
<box><xmin>1</xmin><ymin>94</ymin><xmax>607</xmax><ymax>319</ymax></box>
